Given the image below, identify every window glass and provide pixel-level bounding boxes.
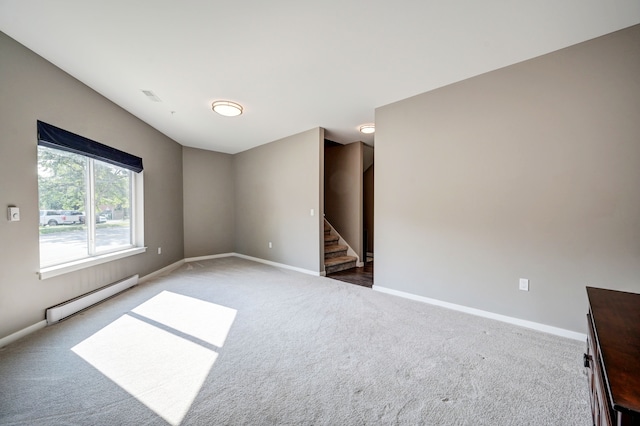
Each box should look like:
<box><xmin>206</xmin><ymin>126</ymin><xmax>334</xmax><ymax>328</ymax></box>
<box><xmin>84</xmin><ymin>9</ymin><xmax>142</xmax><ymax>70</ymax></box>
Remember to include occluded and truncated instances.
<box><xmin>38</xmin><ymin>146</ymin><xmax>88</xmax><ymax>266</ymax></box>
<box><xmin>94</xmin><ymin>159</ymin><xmax>132</xmax><ymax>253</ymax></box>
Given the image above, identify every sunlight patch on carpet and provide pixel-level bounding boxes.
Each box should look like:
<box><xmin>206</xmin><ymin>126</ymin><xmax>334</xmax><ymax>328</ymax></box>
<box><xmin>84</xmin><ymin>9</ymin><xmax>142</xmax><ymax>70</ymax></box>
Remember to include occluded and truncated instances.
<box><xmin>72</xmin><ymin>293</ymin><xmax>237</xmax><ymax>425</ymax></box>
<box><xmin>132</xmin><ymin>291</ymin><xmax>236</xmax><ymax>347</ymax></box>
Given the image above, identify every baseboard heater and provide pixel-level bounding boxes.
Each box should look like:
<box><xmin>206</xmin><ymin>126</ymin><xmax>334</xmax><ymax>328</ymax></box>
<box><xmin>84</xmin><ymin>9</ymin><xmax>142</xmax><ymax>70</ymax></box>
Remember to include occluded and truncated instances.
<box><xmin>46</xmin><ymin>274</ymin><xmax>139</xmax><ymax>324</ymax></box>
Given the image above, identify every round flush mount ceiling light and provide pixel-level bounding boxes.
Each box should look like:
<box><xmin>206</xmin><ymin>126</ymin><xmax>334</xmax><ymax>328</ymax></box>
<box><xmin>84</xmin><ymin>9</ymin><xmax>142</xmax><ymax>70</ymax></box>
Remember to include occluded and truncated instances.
<box><xmin>359</xmin><ymin>124</ymin><xmax>375</xmax><ymax>134</ymax></box>
<box><xmin>212</xmin><ymin>100</ymin><xmax>243</xmax><ymax>117</ymax></box>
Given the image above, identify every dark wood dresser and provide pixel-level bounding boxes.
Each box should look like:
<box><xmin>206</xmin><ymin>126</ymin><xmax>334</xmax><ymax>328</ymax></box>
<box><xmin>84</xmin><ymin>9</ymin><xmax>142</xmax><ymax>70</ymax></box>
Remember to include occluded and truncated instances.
<box><xmin>585</xmin><ymin>287</ymin><xmax>640</xmax><ymax>426</ymax></box>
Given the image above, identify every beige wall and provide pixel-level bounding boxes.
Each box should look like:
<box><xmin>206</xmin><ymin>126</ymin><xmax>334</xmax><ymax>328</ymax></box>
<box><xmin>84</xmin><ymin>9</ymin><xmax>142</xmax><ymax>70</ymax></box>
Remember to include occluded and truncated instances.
<box><xmin>324</xmin><ymin>142</ymin><xmax>364</xmax><ymax>260</ymax></box>
<box><xmin>183</xmin><ymin>147</ymin><xmax>234</xmax><ymax>258</ymax></box>
<box><xmin>234</xmin><ymin>128</ymin><xmax>323</xmax><ymax>273</ymax></box>
<box><xmin>375</xmin><ymin>25</ymin><xmax>640</xmax><ymax>333</ymax></box>
<box><xmin>0</xmin><ymin>32</ymin><xmax>184</xmax><ymax>339</ymax></box>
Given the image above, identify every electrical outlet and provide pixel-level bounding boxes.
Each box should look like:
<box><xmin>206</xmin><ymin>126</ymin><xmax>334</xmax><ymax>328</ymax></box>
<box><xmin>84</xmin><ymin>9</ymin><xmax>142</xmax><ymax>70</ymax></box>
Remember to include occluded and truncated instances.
<box><xmin>519</xmin><ymin>278</ymin><xmax>529</xmax><ymax>291</ymax></box>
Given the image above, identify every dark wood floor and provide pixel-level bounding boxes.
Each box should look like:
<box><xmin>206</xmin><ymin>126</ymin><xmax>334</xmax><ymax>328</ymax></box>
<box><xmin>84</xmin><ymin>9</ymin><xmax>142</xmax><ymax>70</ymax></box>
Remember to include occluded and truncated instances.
<box><xmin>327</xmin><ymin>262</ymin><xmax>373</xmax><ymax>288</ymax></box>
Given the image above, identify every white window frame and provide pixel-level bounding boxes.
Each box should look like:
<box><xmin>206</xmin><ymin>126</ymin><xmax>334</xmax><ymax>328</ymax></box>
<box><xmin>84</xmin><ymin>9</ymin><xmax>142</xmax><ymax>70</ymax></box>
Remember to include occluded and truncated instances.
<box><xmin>38</xmin><ymin>161</ymin><xmax>146</xmax><ymax>280</ymax></box>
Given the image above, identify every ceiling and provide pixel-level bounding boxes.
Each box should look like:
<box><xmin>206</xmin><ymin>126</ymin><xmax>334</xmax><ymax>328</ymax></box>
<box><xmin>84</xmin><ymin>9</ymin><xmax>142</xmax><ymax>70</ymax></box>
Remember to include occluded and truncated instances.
<box><xmin>1</xmin><ymin>1</ymin><xmax>639</xmax><ymax>154</ymax></box>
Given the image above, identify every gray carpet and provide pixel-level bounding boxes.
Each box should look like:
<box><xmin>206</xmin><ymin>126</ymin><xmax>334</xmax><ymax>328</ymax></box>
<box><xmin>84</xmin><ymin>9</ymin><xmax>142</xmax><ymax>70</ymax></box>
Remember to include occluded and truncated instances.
<box><xmin>0</xmin><ymin>257</ymin><xmax>590</xmax><ymax>425</ymax></box>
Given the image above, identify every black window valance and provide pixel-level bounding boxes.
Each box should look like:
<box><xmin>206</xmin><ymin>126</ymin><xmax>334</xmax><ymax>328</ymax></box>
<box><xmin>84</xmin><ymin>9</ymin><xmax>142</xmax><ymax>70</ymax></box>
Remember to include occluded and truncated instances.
<box><xmin>37</xmin><ymin>120</ymin><xmax>143</xmax><ymax>173</ymax></box>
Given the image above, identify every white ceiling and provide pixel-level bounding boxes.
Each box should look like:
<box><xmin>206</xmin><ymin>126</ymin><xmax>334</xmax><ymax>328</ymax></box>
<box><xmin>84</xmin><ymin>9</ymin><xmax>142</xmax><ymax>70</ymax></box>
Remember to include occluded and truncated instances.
<box><xmin>1</xmin><ymin>1</ymin><xmax>639</xmax><ymax>154</ymax></box>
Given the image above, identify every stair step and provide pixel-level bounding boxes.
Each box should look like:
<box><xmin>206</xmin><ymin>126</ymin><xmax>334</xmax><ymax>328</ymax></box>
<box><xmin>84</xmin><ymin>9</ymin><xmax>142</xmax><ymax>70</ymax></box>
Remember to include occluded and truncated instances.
<box><xmin>324</xmin><ymin>223</ymin><xmax>331</xmax><ymax>232</ymax></box>
<box><xmin>325</xmin><ymin>256</ymin><xmax>357</xmax><ymax>274</ymax></box>
<box><xmin>324</xmin><ymin>234</ymin><xmax>339</xmax><ymax>245</ymax></box>
<box><xmin>325</xmin><ymin>244</ymin><xmax>348</xmax><ymax>259</ymax></box>
<box><xmin>325</xmin><ymin>244</ymin><xmax>348</xmax><ymax>254</ymax></box>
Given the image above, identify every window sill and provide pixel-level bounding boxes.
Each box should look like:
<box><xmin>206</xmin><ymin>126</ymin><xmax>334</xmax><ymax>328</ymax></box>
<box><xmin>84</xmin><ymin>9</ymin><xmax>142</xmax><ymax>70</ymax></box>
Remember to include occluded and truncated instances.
<box><xmin>39</xmin><ymin>247</ymin><xmax>147</xmax><ymax>280</ymax></box>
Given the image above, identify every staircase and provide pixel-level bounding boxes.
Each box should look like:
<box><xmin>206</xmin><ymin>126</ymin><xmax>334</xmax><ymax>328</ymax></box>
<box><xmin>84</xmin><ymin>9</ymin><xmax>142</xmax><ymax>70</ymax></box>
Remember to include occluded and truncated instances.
<box><xmin>324</xmin><ymin>220</ymin><xmax>357</xmax><ymax>274</ymax></box>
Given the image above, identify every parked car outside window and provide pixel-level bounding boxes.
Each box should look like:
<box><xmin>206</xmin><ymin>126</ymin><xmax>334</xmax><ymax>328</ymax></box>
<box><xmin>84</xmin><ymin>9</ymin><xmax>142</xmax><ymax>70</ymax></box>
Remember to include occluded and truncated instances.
<box><xmin>39</xmin><ymin>210</ymin><xmax>83</xmax><ymax>226</ymax></box>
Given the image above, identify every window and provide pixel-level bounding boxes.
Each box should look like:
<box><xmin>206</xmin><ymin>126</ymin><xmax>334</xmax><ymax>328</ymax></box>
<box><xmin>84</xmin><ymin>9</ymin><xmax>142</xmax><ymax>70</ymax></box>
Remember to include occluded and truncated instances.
<box><xmin>37</xmin><ymin>121</ymin><xmax>145</xmax><ymax>277</ymax></box>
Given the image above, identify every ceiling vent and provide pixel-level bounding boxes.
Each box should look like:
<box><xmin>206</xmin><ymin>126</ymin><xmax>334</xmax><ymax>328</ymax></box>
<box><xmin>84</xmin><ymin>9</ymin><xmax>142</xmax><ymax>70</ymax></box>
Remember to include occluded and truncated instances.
<box><xmin>141</xmin><ymin>90</ymin><xmax>162</xmax><ymax>102</ymax></box>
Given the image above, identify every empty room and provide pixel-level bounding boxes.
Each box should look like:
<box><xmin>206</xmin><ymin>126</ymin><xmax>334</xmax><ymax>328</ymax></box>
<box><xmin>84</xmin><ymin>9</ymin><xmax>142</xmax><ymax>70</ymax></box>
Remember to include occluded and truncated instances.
<box><xmin>1</xmin><ymin>1</ymin><xmax>639</xmax><ymax>425</ymax></box>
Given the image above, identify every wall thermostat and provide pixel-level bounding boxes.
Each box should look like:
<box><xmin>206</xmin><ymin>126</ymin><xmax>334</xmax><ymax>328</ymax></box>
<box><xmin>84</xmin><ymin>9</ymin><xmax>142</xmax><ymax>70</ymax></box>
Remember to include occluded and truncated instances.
<box><xmin>7</xmin><ymin>207</ymin><xmax>20</xmax><ymax>221</ymax></box>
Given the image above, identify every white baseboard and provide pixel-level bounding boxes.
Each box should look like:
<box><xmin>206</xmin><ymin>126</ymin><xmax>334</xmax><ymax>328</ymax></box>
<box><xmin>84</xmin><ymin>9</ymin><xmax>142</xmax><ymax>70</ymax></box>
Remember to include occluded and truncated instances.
<box><xmin>232</xmin><ymin>253</ymin><xmax>321</xmax><ymax>276</ymax></box>
<box><xmin>356</xmin><ymin>261</ymin><xmax>364</xmax><ymax>267</ymax></box>
<box><xmin>0</xmin><ymin>320</ymin><xmax>47</xmax><ymax>348</ymax></box>
<box><xmin>184</xmin><ymin>253</ymin><xmax>235</xmax><ymax>263</ymax></box>
<box><xmin>139</xmin><ymin>259</ymin><xmax>185</xmax><ymax>284</ymax></box>
<box><xmin>372</xmin><ymin>285</ymin><xmax>587</xmax><ymax>341</ymax></box>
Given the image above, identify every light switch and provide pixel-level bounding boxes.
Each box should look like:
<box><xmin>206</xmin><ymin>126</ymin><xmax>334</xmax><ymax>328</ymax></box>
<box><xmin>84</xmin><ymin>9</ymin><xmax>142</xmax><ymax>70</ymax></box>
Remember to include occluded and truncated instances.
<box><xmin>7</xmin><ymin>207</ymin><xmax>20</xmax><ymax>222</ymax></box>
